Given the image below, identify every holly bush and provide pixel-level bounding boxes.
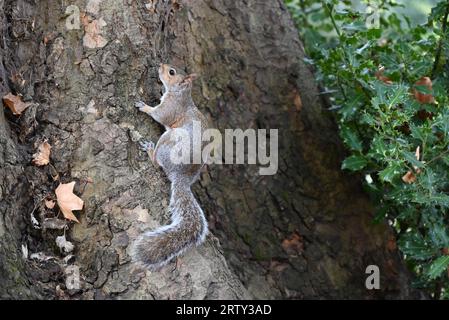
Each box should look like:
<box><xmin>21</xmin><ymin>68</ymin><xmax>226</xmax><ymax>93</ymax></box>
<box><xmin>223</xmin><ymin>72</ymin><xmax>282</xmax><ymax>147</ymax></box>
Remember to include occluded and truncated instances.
<box><xmin>286</xmin><ymin>0</ymin><xmax>449</xmax><ymax>298</ymax></box>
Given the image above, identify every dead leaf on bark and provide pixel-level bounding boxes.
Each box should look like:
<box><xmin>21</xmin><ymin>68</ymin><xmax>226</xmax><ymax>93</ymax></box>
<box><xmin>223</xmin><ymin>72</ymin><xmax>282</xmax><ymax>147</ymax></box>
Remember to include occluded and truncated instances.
<box><xmin>2</xmin><ymin>93</ymin><xmax>31</xmax><ymax>115</ymax></box>
<box><xmin>414</xmin><ymin>146</ymin><xmax>422</xmax><ymax>174</ymax></box>
<box><xmin>375</xmin><ymin>66</ymin><xmax>393</xmax><ymax>84</ymax></box>
<box><xmin>81</xmin><ymin>13</ymin><xmax>108</xmax><ymax>48</ymax></box>
<box><xmin>45</xmin><ymin>199</ymin><xmax>56</xmax><ymax>209</ymax></box>
<box><xmin>413</xmin><ymin>77</ymin><xmax>434</xmax><ymax>104</ymax></box>
<box><xmin>281</xmin><ymin>232</ymin><xmax>304</xmax><ymax>255</ymax></box>
<box><xmin>402</xmin><ymin>146</ymin><xmax>421</xmax><ymax>184</ymax></box>
<box><xmin>9</xmin><ymin>73</ymin><xmax>25</xmax><ymax>87</ymax></box>
<box><xmin>32</xmin><ymin>141</ymin><xmax>51</xmax><ymax>166</ymax></box>
<box><xmin>55</xmin><ymin>182</ymin><xmax>83</xmax><ymax>223</ymax></box>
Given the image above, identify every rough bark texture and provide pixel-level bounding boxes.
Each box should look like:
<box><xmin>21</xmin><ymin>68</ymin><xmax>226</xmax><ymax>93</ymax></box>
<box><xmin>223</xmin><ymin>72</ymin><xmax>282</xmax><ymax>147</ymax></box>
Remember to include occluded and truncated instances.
<box><xmin>0</xmin><ymin>0</ymin><xmax>418</xmax><ymax>299</ymax></box>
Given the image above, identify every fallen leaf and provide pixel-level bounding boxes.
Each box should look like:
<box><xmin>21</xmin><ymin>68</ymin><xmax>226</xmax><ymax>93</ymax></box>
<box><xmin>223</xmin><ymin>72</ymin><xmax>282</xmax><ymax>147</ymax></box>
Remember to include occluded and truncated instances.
<box><xmin>45</xmin><ymin>199</ymin><xmax>56</xmax><ymax>209</ymax></box>
<box><xmin>414</xmin><ymin>146</ymin><xmax>422</xmax><ymax>174</ymax></box>
<box><xmin>10</xmin><ymin>73</ymin><xmax>24</xmax><ymax>86</ymax></box>
<box><xmin>281</xmin><ymin>232</ymin><xmax>304</xmax><ymax>255</ymax></box>
<box><xmin>375</xmin><ymin>66</ymin><xmax>393</xmax><ymax>84</ymax></box>
<box><xmin>413</xmin><ymin>77</ymin><xmax>434</xmax><ymax>104</ymax></box>
<box><xmin>415</xmin><ymin>146</ymin><xmax>420</xmax><ymax>161</ymax></box>
<box><xmin>32</xmin><ymin>141</ymin><xmax>51</xmax><ymax>166</ymax></box>
<box><xmin>402</xmin><ymin>146</ymin><xmax>422</xmax><ymax>184</ymax></box>
<box><xmin>81</xmin><ymin>13</ymin><xmax>108</xmax><ymax>48</ymax></box>
<box><xmin>2</xmin><ymin>93</ymin><xmax>31</xmax><ymax>115</ymax></box>
<box><xmin>55</xmin><ymin>182</ymin><xmax>83</xmax><ymax>223</ymax></box>
<box><xmin>402</xmin><ymin>171</ymin><xmax>416</xmax><ymax>184</ymax></box>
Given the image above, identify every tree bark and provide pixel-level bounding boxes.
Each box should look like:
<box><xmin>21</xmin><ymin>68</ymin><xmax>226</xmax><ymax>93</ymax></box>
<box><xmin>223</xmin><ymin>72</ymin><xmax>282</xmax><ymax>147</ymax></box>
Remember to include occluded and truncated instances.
<box><xmin>0</xmin><ymin>0</ymin><xmax>419</xmax><ymax>299</ymax></box>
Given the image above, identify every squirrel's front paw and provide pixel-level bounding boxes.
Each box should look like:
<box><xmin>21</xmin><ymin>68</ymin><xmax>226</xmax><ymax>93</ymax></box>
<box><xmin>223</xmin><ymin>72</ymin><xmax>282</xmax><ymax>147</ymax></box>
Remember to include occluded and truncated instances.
<box><xmin>135</xmin><ymin>101</ymin><xmax>147</xmax><ymax>110</ymax></box>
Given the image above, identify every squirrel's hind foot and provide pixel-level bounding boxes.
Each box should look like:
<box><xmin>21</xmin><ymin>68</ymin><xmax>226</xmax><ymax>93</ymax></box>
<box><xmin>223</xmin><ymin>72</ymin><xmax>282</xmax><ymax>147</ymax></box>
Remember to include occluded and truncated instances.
<box><xmin>139</xmin><ymin>140</ymin><xmax>158</xmax><ymax>167</ymax></box>
<box><xmin>139</xmin><ymin>140</ymin><xmax>155</xmax><ymax>152</ymax></box>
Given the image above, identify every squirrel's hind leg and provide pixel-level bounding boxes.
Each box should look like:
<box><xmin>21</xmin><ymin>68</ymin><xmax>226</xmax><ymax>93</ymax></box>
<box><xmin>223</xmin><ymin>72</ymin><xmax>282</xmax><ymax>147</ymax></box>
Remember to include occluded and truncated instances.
<box><xmin>139</xmin><ymin>140</ymin><xmax>158</xmax><ymax>167</ymax></box>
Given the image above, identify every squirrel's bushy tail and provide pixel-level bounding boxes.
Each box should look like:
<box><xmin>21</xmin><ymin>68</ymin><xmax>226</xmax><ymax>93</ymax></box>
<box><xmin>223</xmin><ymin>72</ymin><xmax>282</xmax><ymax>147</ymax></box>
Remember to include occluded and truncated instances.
<box><xmin>132</xmin><ymin>179</ymin><xmax>208</xmax><ymax>269</ymax></box>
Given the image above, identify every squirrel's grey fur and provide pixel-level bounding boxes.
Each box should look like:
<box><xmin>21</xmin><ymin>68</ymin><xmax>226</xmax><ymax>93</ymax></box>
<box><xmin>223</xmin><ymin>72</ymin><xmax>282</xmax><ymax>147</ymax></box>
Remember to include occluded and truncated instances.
<box><xmin>132</xmin><ymin>64</ymin><xmax>209</xmax><ymax>269</ymax></box>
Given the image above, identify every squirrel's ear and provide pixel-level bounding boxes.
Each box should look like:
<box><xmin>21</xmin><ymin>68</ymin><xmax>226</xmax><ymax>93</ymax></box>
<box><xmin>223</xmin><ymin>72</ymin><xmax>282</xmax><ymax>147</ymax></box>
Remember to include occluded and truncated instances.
<box><xmin>182</xmin><ymin>73</ymin><xmax>198</xmax><ymax>84</ymax></box>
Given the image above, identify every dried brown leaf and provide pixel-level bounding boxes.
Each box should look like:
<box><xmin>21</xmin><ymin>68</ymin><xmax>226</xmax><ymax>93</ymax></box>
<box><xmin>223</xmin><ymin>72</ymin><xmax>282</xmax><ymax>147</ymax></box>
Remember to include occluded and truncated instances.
<box><xmin>281</xmin><ymin>232</ymin><xmax>304</xmax><ymax>255</ymax></box>
<box><xmin>55</xmin><ymin>182</ymin><xmax>83</xmax><ymax>223</ymax></box>
<box><xmin>32</xmin><ymin>141</ymin><xmax>51</xmax><ymax>166</ymax></box>
<box><xmin>2</xmin><ymin>93</ymin><xmax>31</xmax><ymax>115</ymax></box>
<box><xmin>45</xmin><ymin>199</ymin><xmax>56</xmax><ymax>209</ymax></box>
<box><xmin>413</xmin><ymin>77</ymin><xmax>434</xmax><ymax>104</ymax></box>
<box><xmin>375</xmin><ymin>66</ymin><xmax>393</xmax><ymax>84</ymax></box>
<box><xmin>402</xmin><ymin>171</ymin><xmax>416</xmax><ymax>184</ymax></box>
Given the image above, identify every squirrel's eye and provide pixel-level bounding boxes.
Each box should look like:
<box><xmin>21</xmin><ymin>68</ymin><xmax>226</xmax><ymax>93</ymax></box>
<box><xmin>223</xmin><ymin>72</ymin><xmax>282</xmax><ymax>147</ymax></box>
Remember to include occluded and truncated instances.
<box><xmin>169</xmin><ymin>68</ymin><xmax>176</xmax><ymax>76</ymax></box>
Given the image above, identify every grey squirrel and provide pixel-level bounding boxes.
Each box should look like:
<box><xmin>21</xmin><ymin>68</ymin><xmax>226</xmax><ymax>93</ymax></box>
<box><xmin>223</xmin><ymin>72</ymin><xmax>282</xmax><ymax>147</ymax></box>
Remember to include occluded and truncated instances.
<box><xmin>132</xmin><ymin>63</ymin><xmax>209</xmax><ymax>270</ymax></box>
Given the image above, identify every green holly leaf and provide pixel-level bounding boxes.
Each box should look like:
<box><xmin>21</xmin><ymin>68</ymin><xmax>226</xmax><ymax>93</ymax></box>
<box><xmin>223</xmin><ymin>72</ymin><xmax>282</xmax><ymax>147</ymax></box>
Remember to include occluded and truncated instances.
<box><xmin>341</xmin><ymin>155</ymin><xmax>368</xmax><ymax>171</ymax></box>
<box><xmin>379</xmin><ymin>162</ymin><xmax>402</xmax><ymax>183</ymax></box>
<box><xmin>402</xmin><ymin>151</ymin><xmax>424</xmax><ymax>168</ymax></box>
<box><xmin>398</xmin><ymin>232</ymin><xmax>437</xmax><ymax>260</ymax></box>
<box><xmin>427</xmin><ymin>256</ymin><xmax>449</xmax><ymax>280</ymax></box>
<box><xmin>429</xmin><ymin>223</ymin><xmax>449</xmax><ymax>248</ymax></box>
<box><xmin>410</xmin><ymin>123</ymin><xmax>426</xmax><ymax>142</ymax></box>
<box><xmin>340</xmin><ymin>127</ymin><xmax>363</xmax><ymax>152</ymax></box>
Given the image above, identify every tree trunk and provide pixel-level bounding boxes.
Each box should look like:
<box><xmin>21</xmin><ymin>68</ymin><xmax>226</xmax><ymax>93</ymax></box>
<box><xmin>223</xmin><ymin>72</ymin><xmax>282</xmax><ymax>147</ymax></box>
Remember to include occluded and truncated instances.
<box><xmin>0</xmin><ymin>0</ymin><xmax>419</xmax><ymax>299</ymax></box>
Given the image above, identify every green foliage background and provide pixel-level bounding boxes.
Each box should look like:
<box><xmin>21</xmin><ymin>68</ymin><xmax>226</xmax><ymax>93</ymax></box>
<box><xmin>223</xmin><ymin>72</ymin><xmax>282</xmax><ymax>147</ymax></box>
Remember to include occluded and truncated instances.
<box><xmin>286</xmin><ymin>0</ymin><xmax>449</xmax><ymax>298</ymax></box>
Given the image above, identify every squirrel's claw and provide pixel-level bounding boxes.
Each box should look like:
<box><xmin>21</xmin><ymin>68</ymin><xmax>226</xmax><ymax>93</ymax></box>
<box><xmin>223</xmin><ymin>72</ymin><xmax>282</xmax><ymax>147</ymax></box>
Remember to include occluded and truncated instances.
<box><xmin>135</xmin><ymin>101</ymin><xmax>146</xmax><ymax>110</ymax></box>
<box><xmin>139</xmin><ymin>140</ymin><xmax>155</xmax><ymax>152</ymax></box>
<box><xmin>136</xmin><ymin>101</ymin><xmax>154</xmax><ymax>114</ymax></box>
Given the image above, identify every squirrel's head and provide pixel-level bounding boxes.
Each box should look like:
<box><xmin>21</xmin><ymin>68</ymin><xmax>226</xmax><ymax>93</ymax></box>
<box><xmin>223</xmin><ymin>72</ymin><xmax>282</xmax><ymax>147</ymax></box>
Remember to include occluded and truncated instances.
<box><xmin>159</xmin><ymin>64</ymin><xmax>198</xmax><ymax>93</ymax></box>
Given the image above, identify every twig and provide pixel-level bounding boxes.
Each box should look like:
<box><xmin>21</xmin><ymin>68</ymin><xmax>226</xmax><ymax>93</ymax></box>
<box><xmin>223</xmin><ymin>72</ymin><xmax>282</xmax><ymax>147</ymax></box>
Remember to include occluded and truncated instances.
<box><xmin>322</xmin><ymin>1</ymin><xmax>342</xmax><ymax>38</ymax></box>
